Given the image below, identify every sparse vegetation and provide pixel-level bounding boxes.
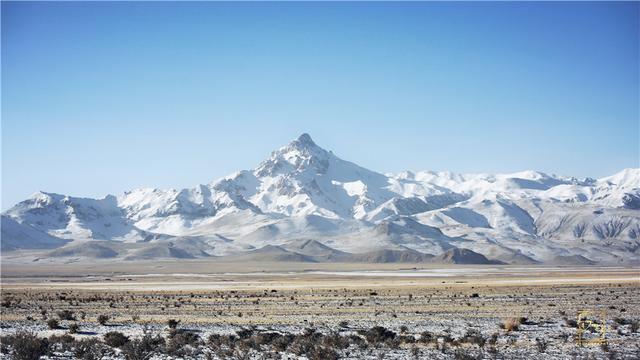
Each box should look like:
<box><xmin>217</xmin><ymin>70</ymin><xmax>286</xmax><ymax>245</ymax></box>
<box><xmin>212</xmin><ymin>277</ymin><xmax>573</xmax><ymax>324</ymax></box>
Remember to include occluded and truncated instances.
<box><xmin>461</xmin><ymin>329</ymin><xmax>485</xmax><ymax>347</ymax></box>
<box><xmin>166</xmin><ymin>318</ymin><xmax>180</xmax><ymax>329</ymax></box>
<box><xmin>68</xmin><ymin>322</ymin><xmax>79</xmax><ymax>334</ymax></box>
<box><xmin>360</xmin><ymin>326</ymin><xmax>397</xmax><ymax>345</ymax></box>
<box><xmin>121</xmin><ymin>332</ymin><xmax>165</xmax><ymax>360</ymax></box>
<box><xmin>0</xmin><ymin>278</ymin><xmax>638</xmax><ymax>358</ymax></box>
<box><xmin>166</xmin><ymin>329</ymin><xmax>201</xmax><ymax>357</ymax></box>
<box><xmin>535</xmin><ymin>337</ymin><xmax>548</xmax><ymax>353</ymax></box>
<box><xmin>56</xmin><ymin>309</ymin><xmax>75</xmax><ymax>320</ymax></box>
<box><xmin>47</xmin><ymin>318</ymin><xmax>59</xmax><ymax>330</ymax></box>
<box><xmin>97</xmin><ymin>314</ymin><xmax>109</xmax><ymax>326</ymax></box>
<box><xmin>48</xmin><ymin>334</ymin><xmax>76</xmax><ymax>353</ymax></box>
<box><xmin>74</xmin><ymin>338</ymin><xmax>109</xmax><ymax>360</ymax></box>
<box><xmin>2</xmin><ymin>332</ymin><xmax>49</xmax><ymax>360</ymax></box>
<box><xmin>103</xmin><ymin>331</ymin><xmax>129</xmax><ymax>348</ymax></box>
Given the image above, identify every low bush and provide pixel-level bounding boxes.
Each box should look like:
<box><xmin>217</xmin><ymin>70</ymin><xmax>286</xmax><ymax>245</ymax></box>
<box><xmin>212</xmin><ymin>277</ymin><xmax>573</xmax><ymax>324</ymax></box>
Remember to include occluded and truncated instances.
<box><xmin>236</xmin><ymin>327</ymin><xmax>255</xmax><ymax>339</ymax></box>
<box><xmin>308</xmin><ymin>345</ymin><xmax>339</xmax><ymax>360</ymax></box>
<box><xmin>103</xmin><ymin>331</ymin><xmax>129</xmax><ymax>348</ymax></box>
<box><xmin>48</xmin><ymin>334</ymin><xmax>76</xmax><ymax>352</ymax></box>
<box><xmin>5</xmin><ymin>332</ymin><xmax>49</xmax><ymax>360</ymax></box>
<box><xmin>535</xmin><ymin>337</ymin><xmax>548</xmax><ymax>353</ymax></box>
<box><xmin>453</xmin><ymin>348</ymin><xmax>482</xmax><ymax>360</ymax></box>
<box><xmin>47</xmin><ymin>319</ymin><xmax>59</xmax><ymax>330</ymax></box>
<box><xmin>419</xmin><ymin>330</ymin><xmax>433</xmax><ymax>343</ymax></box>
<box><xmin>166</xmin><ymin>329</ymin><xmax>201</xmax><ymax>357</ymax></box>
<box><xmin>56</xmin><ymin>310</ymin><xmax>75</xmax><ymax>321</ymax></box>
<box><xmin>68</xmin><ymin>323</ymin><xmax>79</xmax><ymax>334</ymax></box>
<box><xmin>287</xmin><ymin>335</ymin><xmax>316</xmax><ymax>356</ymax></box>
<box><xmin>271</xmin><ymin>334</ymin><xmax>293</xmax><ymax>352</ymax></box>
<box><xmin>121</xmin><ymin>333</ymin><xmax>165</xmax><ymax>360</ymax></box>
<box><xmin>461</xmin><ymin>329</ymin><xmax>485</xmax><ymax>347</ymax></box>
<box><xmin>208</xmin><ymin>333</ymin><xmax>239</xmax><ymax>350</ymax></box>
<box><xmin>167</xmin><ymin>318</ymin><xmax>180</xmax><ymax>329</ymax></box>
<box><xmin>74</xmin><ymin>338</ymin><xmax>109</xmax><ymax>360</ymax></box>
<box><xmin>360</xmin><ymin>326</ymin><xmax>396</xmax><ymax>344</ymax></box>
<box><xmin>564</xmin><ymin>318</ymin><xmax>578</xmax><ymax>328</ymax></box>
<box><xmin>322</xmin><ymin>332</ymin><xmax>351</xmax><ymax>350</ymax></box>
<box><xmin>97</xmin><ymin>314</ymin><xmax>109</xmax><ymax>326</ymax></box>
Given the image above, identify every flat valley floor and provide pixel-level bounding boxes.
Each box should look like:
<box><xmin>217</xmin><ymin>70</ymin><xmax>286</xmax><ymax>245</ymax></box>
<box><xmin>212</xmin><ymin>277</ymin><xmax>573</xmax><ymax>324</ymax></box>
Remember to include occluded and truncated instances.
<box><xmin>1</xmin><ymin>262</ymin><xmax>639</xmax><ymax>359</ymax></box>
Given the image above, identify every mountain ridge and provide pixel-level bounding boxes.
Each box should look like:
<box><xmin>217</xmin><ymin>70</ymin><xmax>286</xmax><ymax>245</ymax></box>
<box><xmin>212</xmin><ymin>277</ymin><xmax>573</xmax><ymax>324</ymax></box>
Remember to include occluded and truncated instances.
<box><xmin>3</xmin><ymin>134</ymin><xmax>639</xmax><ymax>265</ymax></box>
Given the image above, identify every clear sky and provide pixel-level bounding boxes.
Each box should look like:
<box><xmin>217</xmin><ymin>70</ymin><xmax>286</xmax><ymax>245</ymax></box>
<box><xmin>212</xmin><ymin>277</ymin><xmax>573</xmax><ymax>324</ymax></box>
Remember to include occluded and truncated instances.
<box><xmin>2</xmin><ymin>1</ymin><xmax>639</xmax><ymax>210</ymax></box>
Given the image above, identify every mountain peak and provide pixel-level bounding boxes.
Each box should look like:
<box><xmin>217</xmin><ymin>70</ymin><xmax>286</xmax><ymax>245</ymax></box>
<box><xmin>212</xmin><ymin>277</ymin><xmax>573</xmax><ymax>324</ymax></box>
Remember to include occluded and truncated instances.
<box><xmin>278</xmin><ymin>133</ymin><xmax>327</xmax><ymax>160</ymax></box>
<box><xmin>289</xmin><ymin>133</ymin><xmax>318</xmax><ymax>151</ymax></box>
<box><xmin>253</xmin><ymin>133</ymin><xmax>329</xmax><ymax>177</ymax></box>
<box><xmin>599</xmin><ymin>168</ymin><xmax>640</xmax><ymax>188</ymax></box>
<box><xmin>296</xmin><ymin>133</ymin><xmax>314</xmax><ymax>144</ymax></box>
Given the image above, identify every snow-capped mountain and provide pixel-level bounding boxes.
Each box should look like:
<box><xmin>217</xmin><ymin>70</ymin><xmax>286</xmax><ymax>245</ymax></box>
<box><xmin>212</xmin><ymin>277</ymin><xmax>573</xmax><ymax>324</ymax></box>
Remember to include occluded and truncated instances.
<box><xmin>3</xmin><ymin>134</ymin><xmax>639</xmax><ymax>265</ymax></box>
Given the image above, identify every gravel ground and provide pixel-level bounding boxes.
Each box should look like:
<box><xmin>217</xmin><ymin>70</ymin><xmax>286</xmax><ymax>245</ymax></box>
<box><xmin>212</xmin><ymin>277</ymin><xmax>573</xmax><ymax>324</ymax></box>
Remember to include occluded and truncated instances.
<box><xmin>1</xmin><ymin>275</ymin><xmax>639</xmax><ymax>359</ymax></box>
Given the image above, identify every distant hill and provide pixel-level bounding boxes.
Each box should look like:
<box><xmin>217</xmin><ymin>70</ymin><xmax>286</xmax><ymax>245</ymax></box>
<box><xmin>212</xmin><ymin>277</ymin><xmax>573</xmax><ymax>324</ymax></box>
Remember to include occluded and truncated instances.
<box><xmin>433</xmin><ymin>248</ymin><xmax>504</xmax><ymax>265</ymax></box>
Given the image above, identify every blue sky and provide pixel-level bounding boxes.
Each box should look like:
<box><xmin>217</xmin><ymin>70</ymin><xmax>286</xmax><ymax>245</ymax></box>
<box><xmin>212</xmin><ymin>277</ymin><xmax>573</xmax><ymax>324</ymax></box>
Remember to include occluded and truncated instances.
<box><xmin>2</xmin><ymin>2</ymin><xmax>638</xmax><ymax>209</ymax></box>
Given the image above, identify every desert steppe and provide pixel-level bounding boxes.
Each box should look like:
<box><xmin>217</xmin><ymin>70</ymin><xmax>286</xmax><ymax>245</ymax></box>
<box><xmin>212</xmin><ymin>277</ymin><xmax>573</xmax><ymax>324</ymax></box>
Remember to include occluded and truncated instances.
<box><xmin>1</xmin><ymin>263</ymin><xmax>639</xmax><ymax>359</ymax></box>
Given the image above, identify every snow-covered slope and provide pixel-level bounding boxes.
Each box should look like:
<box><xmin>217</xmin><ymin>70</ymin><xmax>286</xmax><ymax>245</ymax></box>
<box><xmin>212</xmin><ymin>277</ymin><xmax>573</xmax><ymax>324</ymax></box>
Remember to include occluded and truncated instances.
<box><xmin>1</xmin><ymin>215</ymin><xmax>70</xmax><ymax>251</ymax></box>
<box><xmin>4</xmin><ymin>192</ymin><xmax>151</xmax><ymax>242</ymax></box>
<box><xmin>2</xmin><ymin>134</ymin><xmax>639</xmax><ymax>265</ymax></box>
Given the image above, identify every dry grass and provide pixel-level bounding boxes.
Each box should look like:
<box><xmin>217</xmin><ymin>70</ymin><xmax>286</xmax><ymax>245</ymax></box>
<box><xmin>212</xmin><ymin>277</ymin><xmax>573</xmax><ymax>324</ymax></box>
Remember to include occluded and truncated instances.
<box><xmin>500</xmin><ymin>317</ymin><xmax>522</xmax><ymax>332</ymax></box>
<box><xmin>1</xmin><ymin>278</ymin><xmax>638</xmax><ymax>328</ymax></box>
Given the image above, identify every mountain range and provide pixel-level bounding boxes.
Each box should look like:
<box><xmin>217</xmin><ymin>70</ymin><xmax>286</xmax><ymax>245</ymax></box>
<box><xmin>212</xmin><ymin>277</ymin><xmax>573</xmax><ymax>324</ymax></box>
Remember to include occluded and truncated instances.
<box><xmin>2</xmin><ymin>133</ymin><xmax>639</xmax><ymax>265</ymax></box>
